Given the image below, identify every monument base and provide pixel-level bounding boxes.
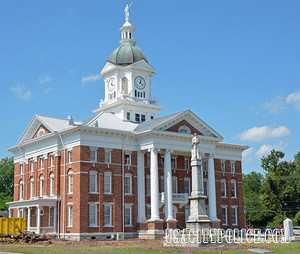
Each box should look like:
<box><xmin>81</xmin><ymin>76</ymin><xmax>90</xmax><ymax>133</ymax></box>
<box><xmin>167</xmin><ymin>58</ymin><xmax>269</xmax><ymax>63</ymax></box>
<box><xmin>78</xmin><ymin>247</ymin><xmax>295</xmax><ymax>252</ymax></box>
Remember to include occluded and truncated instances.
<box><xmin>186</xmin><ymin>219</ymin><xmax>211</xmax><ymax>230</ymax></box>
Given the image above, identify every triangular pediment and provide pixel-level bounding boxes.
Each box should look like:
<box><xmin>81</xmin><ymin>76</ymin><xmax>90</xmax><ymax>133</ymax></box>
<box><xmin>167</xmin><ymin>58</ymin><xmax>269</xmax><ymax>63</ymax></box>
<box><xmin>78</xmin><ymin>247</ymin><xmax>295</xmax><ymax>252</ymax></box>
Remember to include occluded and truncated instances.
<box><xmin>130</xmin><ymin>59</ymin><xmax>155</xmax><ymax>72</ymax></box>
<box><xmin>100</xmin><ymin>61</ymin><xmax>117</xmax><ymax>75</ymax></box>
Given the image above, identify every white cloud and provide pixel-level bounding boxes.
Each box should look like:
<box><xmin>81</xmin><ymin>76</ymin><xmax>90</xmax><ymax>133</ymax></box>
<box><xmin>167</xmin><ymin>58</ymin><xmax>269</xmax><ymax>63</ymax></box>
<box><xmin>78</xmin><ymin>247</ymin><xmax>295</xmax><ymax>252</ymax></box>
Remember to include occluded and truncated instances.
<box><xmin>256</xmin><ymin>141</ymin><xmax>287</xmax><ymax>158</ymax></box>
<box><xmin>11</xmin><ymin>84</ymin><xmax>32</xmax><ymax>100</ymax></box>
<box><xmin>242</xmin><ymin>147</ymin><xmax>254</xmax><ymax>159</ymax></box>
<box><xmin>264</xmin><ymin>96</ymin><xmax>286</xmax><ymax>114</ymax></box>
<box><xmin>238</xmin><ymin>126</ymin><xmax>290</xmax><ymax>142</ymax></box>
<box><xmin>81</xmin><ymin>74</ymin><xmax>101</xmax><ymax>83</ymax></box>
<box><xmin>286</xmin><ymin>90</ymin><xmax>300</xmax><ymax>111</ymax></box>
<box><xmin>38</xmin><ymin>75</ymin><xmax>52</xmax><ymax>84</ymax></box>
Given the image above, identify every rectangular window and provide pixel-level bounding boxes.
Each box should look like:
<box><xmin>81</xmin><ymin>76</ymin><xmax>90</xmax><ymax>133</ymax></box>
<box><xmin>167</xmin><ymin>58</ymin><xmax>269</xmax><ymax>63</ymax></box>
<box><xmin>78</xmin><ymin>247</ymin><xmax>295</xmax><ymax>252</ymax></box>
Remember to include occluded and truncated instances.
<box><xmin>50</xmin><ymin>175</ymin><xmax>55</xmax><ymax>196</ymax></box>
<box><xmin>150</xmin><ymin>116</ymin><xmax>154</xmax><ymax>120</ymax></box>
<box><xmin>146</xmin><ymin>176</ymin><xmax>150</xmax><ymax>196</ymax></box>
<box><xmin>160</xmin><ymin>157</ymin><xmax>164</xmax><ymax>168</ymax></box>
<box><xmin>68</xmin><ymin>205</ymin><xmax>73</xmax><ymax>227</ymax></box>
<box><xmin>30</xmin><ymin>180</ymin><xmax>34</xmax><ymax>199</ymax></box>
<box><xmin>232</xmin><ymin>206</ymin><xmax>238</xmax><ymax>225</ymax></box>
<box><xmin>40</xmin><ymin>158</ymin><xmax>44</xmax><ymax>169</ymax></box>
<box><xmin>125</xmin><ymin>175</ymin><xmax>132</xmax><ymax>195</ymax></box>
<box><xmin>221</xmin><ymin>180</ymin><xmax>226</xmax><ymax>198</ymax></box>
<box><xmin>125</xmin><ymin>154</ymin><xmax>131</xmax><ymax>165</ymax></box>
<box><xmin>172</xmin><ymin>177</ymin><xmax>178</xmax><ymax>193</ymax></box>
<box><xmin>231</xmin><ymin>162</ymin><xmax>235</xmax><ymax>173</ymax></box>
<box><xmin>50</xmin><ymin>155</ymin><xmax>54</xmax><ymax>167</ymax></box>
<box><xmin>89</xmin><ymin>172</ymin><xmax>97</xmax><ymax>193</ymax></box>
<box><xmin>184</xmin><ymin>178</ymin><xmax>190</xmax><ymax>195</ymax></box>
<box><xmin>146</xmin><ymin>205</ymin><xmax>151</xmax><ymax>220</ymax></box>
<box><xmin>171</xmin><ymin>158</ymin><xmax>177</xmax><ymax>169</ymax></box>
<box><xmin>203</xmin><ymin>179</ymin><xmax>208</xmax><ymax>196</ymax></box>
<box><xmin>231</xmin><ymin>180</ymin><xmax>237</xmax><ymax>198</ymax></box>
<box><xmin>104</xmin><ymin>173</ymin><xmax>112</xmax><ymax>194</ymax></box>
<box><xmin>105</xmin><ymin>151</ymin><xmax>111</xmax><ymax>164</ymax></box>
<box><xmin>141</xmin><ymin>114</ymin><xmax>146</xmax><ymax>122</ymax></box>
<box><xmin>126</xmin><ymin>112</ymin><xmax>130</xmax><ymax>121</ymax></box>
<box><xmin>184</xmin><ymin>158</ymin><xmax>190</xmax><ymax>170</ymax></box>
<box><xmin>104</xmin><ymin>204</ymin><xmax>112</xmax><ymax>227</ymax></box>
<box><xmin>68</xmin><ymin>173</ymin><xmax>73</xmax><ymax>194</ymax></box>
<box><xmin>203</xmin><ymin>160</ymin><xmax>208</xmax><ymax>172</ymax></box>
<box><xmin>89</xmin><ymin>203</ymin><xmax>97</xmax><ymax>227</ymax></box>
<box><xmin>185</xmin><ymin>206</ymin><xmax>190</xmax><ymax>222</ymax></box>
<box><xmin>49</xmin><ymin>207</ymin><xmax>54</xmax><ymax>227</ymax></box>
<box><xmin>221</xmin><ymin>161</ymin><xmax>225</xmax><ymax>172</ymax></box>
<box><xmin>125</xmin><ymin>205</ymin><xmax>132</xmax><ymax>226</ymax></box>
<box><xmin>68</xmin><ymin>150</ymin><xmax>72</xmax><ymax>163</ymax></box>
<box><xmin>90</xmin><ymin>150</ymin><xmax>97</xmax><ymax>162</ymax></box>
<box><xmin>20</xmin><ymin>164</ymin><xmax>23</xmax><ymax>175</ymax></box>
<box><xmin>135</xmin><ymin>113</ymin><xmax>140</xmax><ymax>122</ymax></box>
<box><xmin>161</xmin><ymin>176</ymin><xmax>164</xmax><ymax>193</ymax></box>
<box><xmin>30</xmin><ymin>161</ymin><xmax>34</xmax><ymax>172</ymax></box>
<box><xmin>222</xmin><ymin>206</ymin><xmax>228</xmax><ymax>225</ymax></box>
<box><xmin>20</xmin><ymin>183</ymin><xmax>24</xmax><ymax>200</ymax></box>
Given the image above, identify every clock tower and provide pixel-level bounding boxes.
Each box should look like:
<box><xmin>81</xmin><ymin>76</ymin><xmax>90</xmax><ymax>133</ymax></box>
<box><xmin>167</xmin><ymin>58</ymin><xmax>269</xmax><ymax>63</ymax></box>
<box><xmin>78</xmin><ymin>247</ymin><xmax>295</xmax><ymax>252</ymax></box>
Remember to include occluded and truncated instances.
<box><xmin>94</xmin><ymin>7</ymin><xmax>164</xmax><ymax>122</ymax></box>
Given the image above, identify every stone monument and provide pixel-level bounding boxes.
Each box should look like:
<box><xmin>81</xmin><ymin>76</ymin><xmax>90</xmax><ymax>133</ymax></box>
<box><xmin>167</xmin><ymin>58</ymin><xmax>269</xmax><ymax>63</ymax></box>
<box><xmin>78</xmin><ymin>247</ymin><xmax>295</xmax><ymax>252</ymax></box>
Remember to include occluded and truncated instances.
<box><xmin>186</xmin><ymin>134</ymin><xmax>211</xmax><ymax>229</ymax></box>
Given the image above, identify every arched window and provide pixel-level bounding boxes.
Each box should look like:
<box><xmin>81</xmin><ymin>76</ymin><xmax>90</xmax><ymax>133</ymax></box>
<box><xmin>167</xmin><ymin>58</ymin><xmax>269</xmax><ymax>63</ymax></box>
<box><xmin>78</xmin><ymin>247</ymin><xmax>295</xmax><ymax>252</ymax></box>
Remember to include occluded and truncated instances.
<box><xmin>178</xmin><ymin>126</ymin><xmax>191</xmax><ymax>134</ymax></box>
<box><xmin>39</xmin><ymin>176</ymin><xmax>44</xmax><ymax>197</ymax></box>
<box><xmin>122</xmin><ymin>77</ymin><xmax>128</xmax><ymax>95</ymax></box>
<box><xmin>19</xmin><ymin>180</ymin><xmax>24</xmax><ymax>200</ymax></box>
<box><xmin>50</xmin><ymin>173</ymin><xmax>55</xmax><ymax>196</ymax></box>
<box><xmin>38</xmin><ymin>129</ymin><xmax>45</xmax><ymax>137</ymax></box>
<box><xmin>30</xmin><ymin>178</ymin><xmax>34</xmax><ymax>199</ymax></box>
<box><xmin>68</xmin><ymin>170</ymin><xmax>73</xmax><ymax>194</ymax></box>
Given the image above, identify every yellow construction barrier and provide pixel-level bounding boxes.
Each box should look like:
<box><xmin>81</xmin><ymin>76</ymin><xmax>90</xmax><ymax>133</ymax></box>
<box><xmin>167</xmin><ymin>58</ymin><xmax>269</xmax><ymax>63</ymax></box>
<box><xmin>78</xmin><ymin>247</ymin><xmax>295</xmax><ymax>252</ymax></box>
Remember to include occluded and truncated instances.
<box><xmin>0</xmin><ymin>218</ymin><xmax>27</xmax><ymax>235</ymax></box>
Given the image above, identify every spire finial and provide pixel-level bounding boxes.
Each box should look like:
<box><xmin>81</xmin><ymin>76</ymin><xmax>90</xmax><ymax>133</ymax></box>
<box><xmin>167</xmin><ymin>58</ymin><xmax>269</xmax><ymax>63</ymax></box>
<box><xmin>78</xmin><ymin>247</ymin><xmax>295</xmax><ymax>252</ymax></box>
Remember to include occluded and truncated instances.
<box><xmin>124</xmin><ymin>3</ymin><xmax>133</xmax><ymax>22</ymax></box>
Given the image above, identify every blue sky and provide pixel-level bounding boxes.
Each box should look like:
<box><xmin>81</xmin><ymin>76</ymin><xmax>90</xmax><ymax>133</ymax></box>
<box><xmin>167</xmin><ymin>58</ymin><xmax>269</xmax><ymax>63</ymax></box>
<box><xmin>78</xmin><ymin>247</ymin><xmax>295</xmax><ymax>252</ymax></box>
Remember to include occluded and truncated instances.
<box><xmin>1</xmin><ymin>0</ymin><xmax>299</xmax><ymax>174</ymax></box>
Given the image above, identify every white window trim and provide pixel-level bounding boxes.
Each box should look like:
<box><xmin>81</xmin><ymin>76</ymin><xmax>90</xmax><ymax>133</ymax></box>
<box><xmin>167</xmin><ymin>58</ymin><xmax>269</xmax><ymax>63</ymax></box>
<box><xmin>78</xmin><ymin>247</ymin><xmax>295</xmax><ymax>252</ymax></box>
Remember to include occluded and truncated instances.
<box><xmin>203</xmin><ymin>178</ymin><xmax>208</xmax><ymax>196</ymax></box>
<box><xmin>50</xmin><ymin>155</ymin><xmax>54</xmax><ymax>167</ymax></box>
<box><xmin>105</xmin><ymin>149</ymin><xmax>112</xmax><ymax>164</ymax></box>
<box><xmin>68</xmin><ymin>150</ymin><xmax>72</xmax><ymax>163</ymax></box>
<box><xmin>30</xmin><ymin>179</ymin><xmax>34</xmax><ymax>199</ymax></box>
<box><xmin>103</xmin><ymin>204</ymin><xmax>112</xmax><ymax>227</ymax></box>
<box><xmin>39</xmin><ymin>176</ymin><xmax>44</xmax><ymax>197</ymax></box>
<box><xmin>232</xmin><ymin>205</ymin><xmax>238</xmax><ymax>225</ymax></box>
<box><xmin>230</xmin><ymin>161</ymin><xmax>236</xmax><ymax>173</ymax></box>
<box><xmin>30</xmin><ymin>161</ymin><xmax>34</xmax><ymax>173</ymax></box>
<box><xmin>89</xmin><ymin>171</ymin><xmax>98</xmax><ymax>194</ymax></box>
<box><xmin>221</xmin><ymin>205</ymin><xmax>228</xmax><ymax>226</ymax></box>
<box><xmin>90</xmin><ymin>149</ymin><xmax>97</xmax><ymax>163</ymax></box>
<box><xmin>178</xmin><ymin>125</ymin><xmax>191</xmax><ymax>134</ymax></box>
<box><xmin>68</xmin><ymin>204</ymin><xmax>73</xmax><ymax>227</ymax></box>
<box><xmin>68</xmin><ymin>171</ymin><xmax>73</xmax><ymax>194</ymax></box>
<box><xmin>20</xmin><ymin>164</ymin><xmax>24</xmax><ymax>175</ymax></box>
<box><xmin>124</xmin><ymin>174</ymin><xmax>132</xmax><ymax>195</ymax></box>
<box><xmin>50</xmin><ymin>174</ymin><xmax>55</xmax><ymax>196</ymax></box>
<box><xmin>221</xmin><ymin>179</ymin><xmax>227</xmax><ymax>198</ymax></box>
<box><xmin>39</xmin><ymin>157</ymin><xmax>44</xmax><ymax>170</ymax></box>
<box><xmin>124</xmin><ymin>204</ymin><xmax>133</xmax><ymax>227</ymax></box>
<box><xmin>19</xmin><ymin>181</ymin><xmax>24</xmax><ymax>201</ymax></box>
<box><xmin>172</xmin><ymin>176</ymin><xmax>178</xmax><ymax>193</ymax></box>
<box><xmin>125</xmin><ymin>153</ymin><xmax>131</xmax><ymax>166</ymax></box>
<box><xmin>89</xmin><ymin>203</ymin><xmax>98</xmax><ymax>227</ymax></box>
<box><xmin>184</xmin><ymin>158</ymin><xmax>190</xmax><ymax>170</ymax></box>
<box><xmin>231</xmin><ymin>180</ymin><xmax>237</xmax><ymax>198</ymax></box>
<box><xmin>171</xmin><ymin>157</ymin><xmax>177</xmax><ymax>169</ymax></box>
<box><xmin>183</xmin><ymin>177</ymin><xmax>190</xmax><ymax>195</ymax></box>
<box><xmin>221</xmin><ymin>160</ymin><xmax>226</xmax><ymax>172</ymax></box>
<box><xmin>104</xmin><ymin>172</ymin><xmax>112</xmax><ymax>194</ymax></box>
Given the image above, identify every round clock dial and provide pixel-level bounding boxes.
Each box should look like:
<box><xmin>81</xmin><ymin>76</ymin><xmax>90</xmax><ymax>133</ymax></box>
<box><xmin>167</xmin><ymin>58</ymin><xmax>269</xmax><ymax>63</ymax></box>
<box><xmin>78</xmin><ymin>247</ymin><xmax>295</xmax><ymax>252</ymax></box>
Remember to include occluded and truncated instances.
<box><xmin>108</xmin><ymin>78</ymin><xmax>115</xmax><ymax>91</ymax></box>
<box><xmin>134</xmin><ymin>76</ymin><xmax>146</xmax><ymax>90</ymax></box>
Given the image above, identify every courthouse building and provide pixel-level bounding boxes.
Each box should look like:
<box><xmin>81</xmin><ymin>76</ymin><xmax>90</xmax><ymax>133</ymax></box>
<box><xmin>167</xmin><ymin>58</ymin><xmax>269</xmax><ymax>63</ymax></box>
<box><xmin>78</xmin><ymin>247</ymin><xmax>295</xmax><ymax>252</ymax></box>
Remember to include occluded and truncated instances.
<box><xmin>7</xmin><ymin>10</ymin><xmax>248</xmax><ymax>240</ymax></box>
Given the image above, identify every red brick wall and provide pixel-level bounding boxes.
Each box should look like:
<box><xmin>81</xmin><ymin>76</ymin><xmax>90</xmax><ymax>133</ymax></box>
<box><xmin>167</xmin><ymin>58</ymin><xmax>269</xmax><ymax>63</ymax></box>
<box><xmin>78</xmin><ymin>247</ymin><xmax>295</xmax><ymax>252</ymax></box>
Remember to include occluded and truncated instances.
<box><xmin>166</xmin><ymin>120</ymin><xmax>203</xmax><ymax>135</ymax></box>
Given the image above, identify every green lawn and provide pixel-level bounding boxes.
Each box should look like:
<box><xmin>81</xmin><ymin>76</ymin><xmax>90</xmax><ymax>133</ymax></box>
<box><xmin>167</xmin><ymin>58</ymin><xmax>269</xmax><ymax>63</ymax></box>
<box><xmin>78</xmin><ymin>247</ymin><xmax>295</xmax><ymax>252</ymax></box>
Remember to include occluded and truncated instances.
<box><xmin>0</xmin><ymin>242</ymin><xmax>299</xmax><ymax>254</ymax></box>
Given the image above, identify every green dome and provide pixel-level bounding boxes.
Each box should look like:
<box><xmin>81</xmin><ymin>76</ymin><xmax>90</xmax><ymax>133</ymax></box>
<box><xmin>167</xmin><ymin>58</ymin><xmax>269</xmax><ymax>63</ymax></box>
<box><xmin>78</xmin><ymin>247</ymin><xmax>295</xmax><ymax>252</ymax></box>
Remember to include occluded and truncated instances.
<box><xmin>108</xmin><ymin>44</ymin><xmax>148</xmax><ymax>66</ymax></box>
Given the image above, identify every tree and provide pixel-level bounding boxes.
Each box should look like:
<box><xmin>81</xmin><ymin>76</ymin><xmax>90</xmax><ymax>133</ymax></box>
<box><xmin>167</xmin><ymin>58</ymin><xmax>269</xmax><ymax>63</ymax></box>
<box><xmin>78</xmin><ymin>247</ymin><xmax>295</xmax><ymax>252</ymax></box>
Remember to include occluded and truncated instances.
<box><xmin>0</xmin><ymin>157</ymin><xmax>14</xmax><ymax>211</ymax></box>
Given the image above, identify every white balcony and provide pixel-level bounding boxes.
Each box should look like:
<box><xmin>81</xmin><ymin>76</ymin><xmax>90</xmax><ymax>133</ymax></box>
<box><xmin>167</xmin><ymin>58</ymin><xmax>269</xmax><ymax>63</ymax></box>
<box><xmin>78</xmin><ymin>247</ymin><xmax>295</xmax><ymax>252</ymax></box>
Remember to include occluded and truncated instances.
<box><xmin>160</xmin><ymin>192</ymin><xmax>189</xmax><ymax>205</ymax></box>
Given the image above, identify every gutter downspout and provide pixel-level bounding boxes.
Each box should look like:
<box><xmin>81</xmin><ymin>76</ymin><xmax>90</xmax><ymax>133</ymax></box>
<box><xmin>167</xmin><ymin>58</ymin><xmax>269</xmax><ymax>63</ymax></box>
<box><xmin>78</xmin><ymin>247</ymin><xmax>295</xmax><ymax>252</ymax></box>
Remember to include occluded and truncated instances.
<box><xmin>57</xmin><ymin>132</ymin><xmax>66</xmax><ymax>239</ymax></box>
<box><xmin>122</xmin><ymin>133</ymin><xmax>129</xmax><ymax>236</ymax></box>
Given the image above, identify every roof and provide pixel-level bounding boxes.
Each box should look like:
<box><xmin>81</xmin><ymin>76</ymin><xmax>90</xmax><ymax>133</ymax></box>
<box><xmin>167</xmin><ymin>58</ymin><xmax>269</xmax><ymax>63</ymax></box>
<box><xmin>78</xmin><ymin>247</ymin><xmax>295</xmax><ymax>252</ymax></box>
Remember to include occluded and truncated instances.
<box><xmin>108</xmin><ymin>44</ymin><xmax>148</xmax><ymax>66</ymax></box>
<box><xmin>36</xmin><ymin>115</ymin><xmax>82</xmax><ymax>132</ymax></box>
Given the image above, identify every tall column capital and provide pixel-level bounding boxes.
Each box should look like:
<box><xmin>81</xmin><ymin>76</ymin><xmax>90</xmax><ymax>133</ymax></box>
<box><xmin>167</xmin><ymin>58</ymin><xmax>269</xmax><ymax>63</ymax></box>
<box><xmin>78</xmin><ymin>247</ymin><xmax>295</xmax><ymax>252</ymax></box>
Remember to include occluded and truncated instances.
<box><xmin>164</xmin><ymin>149</ymin><xmax>173</xmax><ymax>155</ymax></box>
<box><xmin>208</xmin><ymin>153</ymin><xmax>215</xmax><ymax>159</ymax></box>
<box><xmin>148</xmin><ymin>147</ymin><xmax>159</xmax><ymax>153</ymax></box>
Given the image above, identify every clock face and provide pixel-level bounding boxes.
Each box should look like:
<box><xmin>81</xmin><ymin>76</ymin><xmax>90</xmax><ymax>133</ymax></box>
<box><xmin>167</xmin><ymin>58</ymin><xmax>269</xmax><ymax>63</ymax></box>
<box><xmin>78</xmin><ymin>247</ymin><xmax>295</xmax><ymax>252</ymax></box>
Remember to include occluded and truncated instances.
<box><xmin>134</xmin><ymin>76</ymin><xmax>146</xmax><ymax>90</ymax></box>
<box><xmin>108</xmin><ymin>78</ymin><xmax>115</xmax><ymax>91</ymax></box>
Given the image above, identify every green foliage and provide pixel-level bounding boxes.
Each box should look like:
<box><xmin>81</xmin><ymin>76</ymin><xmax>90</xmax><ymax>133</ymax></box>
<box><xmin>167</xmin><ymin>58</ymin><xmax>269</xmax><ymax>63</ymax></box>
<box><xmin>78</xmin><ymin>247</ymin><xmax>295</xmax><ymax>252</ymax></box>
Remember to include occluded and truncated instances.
<box><xmin>0</xmin><ymin>157</ymin><xmax>14</xmax><ymax>211</ymax></box>
<box><xmin>294</xmin><ymin>211</ymin><xmax>300</xmax><ymax>226</ymax></box>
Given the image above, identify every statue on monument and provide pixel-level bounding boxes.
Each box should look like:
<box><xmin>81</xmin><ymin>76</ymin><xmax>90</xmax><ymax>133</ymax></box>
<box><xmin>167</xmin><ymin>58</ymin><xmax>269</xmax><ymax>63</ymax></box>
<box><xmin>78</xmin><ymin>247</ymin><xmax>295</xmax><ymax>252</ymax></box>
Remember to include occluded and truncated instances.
<box><xmin>124</xmin><ymin>3</ymin><xmax>133</xmax><ymax>21</ymax></box>
<box><xmin>191</xmin><ymin>133</ymin><xmax>201</xmax><ymax>160</ymax></box>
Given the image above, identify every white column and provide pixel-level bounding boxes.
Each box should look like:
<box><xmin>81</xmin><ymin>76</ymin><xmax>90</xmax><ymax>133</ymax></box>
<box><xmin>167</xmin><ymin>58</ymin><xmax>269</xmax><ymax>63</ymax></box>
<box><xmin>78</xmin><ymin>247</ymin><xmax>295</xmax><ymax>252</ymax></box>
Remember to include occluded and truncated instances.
<box><xmin>137</xmin><ymin>151</ymin><xmax>146</xmax><ymax>223</ymax></box>
<box><xmin>36</xmin><ymin>206</ymin><xmax>41</xmax><ymax>234</ymax></box>
<box><xmin>164</xmin><ymin>149</ymin><xmax>174</xmax><ymax>221</ymax></box>
<box><xmin>27</xmin><ymin>207</ymin><xmax>31</xmax><ymax>230</ymax></box>
<box><xmin>17</xmin><ymin>208</ymin><xmax>20</xmax><ymax>218</ymax></box>
<box><xmin>54</xmin><ymin>205</ymin><xmax>57</xmax><ymax>233</ymax></box>
<box><xmin>8</xmin><ymin>208</ymin><xmax>11</xmax><ymax>218</ymax></box>
<box><xmin>149</xmin><ymin>148</ymin><xmax>160</xmax><ymax>221</ymax></box>
<box><xmin>208</xmin><ymin>154</ymin><xmax>217</xmax><ymax>220</ymax></box>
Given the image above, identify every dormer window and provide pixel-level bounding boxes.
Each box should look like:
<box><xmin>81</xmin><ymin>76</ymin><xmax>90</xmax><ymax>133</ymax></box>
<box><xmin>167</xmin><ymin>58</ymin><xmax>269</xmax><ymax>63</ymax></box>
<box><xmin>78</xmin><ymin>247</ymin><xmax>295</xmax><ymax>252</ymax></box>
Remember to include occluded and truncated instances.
<box><xmin>179</xmin><ymin>126</ymin><xmax>191</xmax><ymax>134</ymax></box>
<box><xmin>135</xmin><ymin>114</ymin><xmax>140</xmax><ymax>122</ymax></box>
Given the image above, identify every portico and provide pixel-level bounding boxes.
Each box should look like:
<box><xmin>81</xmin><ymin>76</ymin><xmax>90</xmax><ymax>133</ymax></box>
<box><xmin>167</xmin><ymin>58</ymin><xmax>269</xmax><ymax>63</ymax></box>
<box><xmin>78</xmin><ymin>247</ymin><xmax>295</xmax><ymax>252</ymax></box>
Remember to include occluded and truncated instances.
<box><xmin>7</xmin><ymin>197</ymin><xmax>59</xmax><ymax>235</ymax></box>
